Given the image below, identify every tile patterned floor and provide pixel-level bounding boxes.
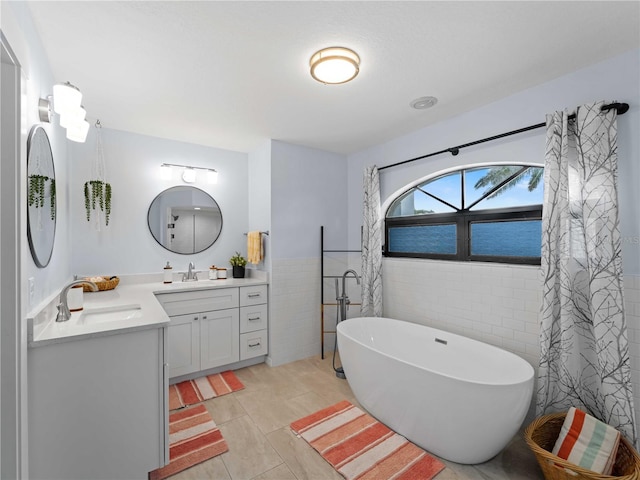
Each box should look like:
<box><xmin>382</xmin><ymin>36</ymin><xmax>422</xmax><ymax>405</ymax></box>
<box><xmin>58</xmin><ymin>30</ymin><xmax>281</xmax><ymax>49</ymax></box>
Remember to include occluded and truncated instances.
<box><xmin>172</xmin><ymin>355</ymin><xmax>543</xmax><ymax>480</ymax></box>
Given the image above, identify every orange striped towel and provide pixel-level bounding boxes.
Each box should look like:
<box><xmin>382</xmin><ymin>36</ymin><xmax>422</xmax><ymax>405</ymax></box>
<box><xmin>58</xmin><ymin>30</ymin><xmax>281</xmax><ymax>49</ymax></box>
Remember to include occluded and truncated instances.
<box><xmin>247</xmin><ymin>231</ymin><xmax>263</xmax><ymax>264</ymax></box>
<box><xmin>552</xmin><ymin>407</ymin><xmax>621</xmax><ymax>475</ymax></box>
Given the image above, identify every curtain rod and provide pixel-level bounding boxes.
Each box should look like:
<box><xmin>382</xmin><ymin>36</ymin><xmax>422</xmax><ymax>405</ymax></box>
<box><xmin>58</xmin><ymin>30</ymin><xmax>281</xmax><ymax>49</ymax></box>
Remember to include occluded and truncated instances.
<box><xmin>378</xmin><ymin>102</ymin><xmax>629</xmax><ymax>172</ymax></box>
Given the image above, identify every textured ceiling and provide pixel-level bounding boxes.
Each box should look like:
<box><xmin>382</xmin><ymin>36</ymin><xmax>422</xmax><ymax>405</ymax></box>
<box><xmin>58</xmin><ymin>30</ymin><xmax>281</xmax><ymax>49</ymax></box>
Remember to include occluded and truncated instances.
<box><xmin>26</xmin><ymin>1</ymin><xmax>640</xmax><ymax>154</ymax></box>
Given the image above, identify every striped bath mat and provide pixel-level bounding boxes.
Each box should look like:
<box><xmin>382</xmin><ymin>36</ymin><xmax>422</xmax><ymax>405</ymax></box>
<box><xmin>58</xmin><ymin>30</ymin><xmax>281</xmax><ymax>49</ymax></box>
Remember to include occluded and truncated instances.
<box><xmin>291</xmin><ymin>400</ymin><xmax>445</xmax><ymax>480</ymax></box>
<box><xmin>149</xmin><ymin>404</ymin><xmax>228</xmax><ymax>480</ymax></box>
<box><xmin>169</xmin><ymin>370</ymin><xmax>244</xmax><ymax>411</ymax></box>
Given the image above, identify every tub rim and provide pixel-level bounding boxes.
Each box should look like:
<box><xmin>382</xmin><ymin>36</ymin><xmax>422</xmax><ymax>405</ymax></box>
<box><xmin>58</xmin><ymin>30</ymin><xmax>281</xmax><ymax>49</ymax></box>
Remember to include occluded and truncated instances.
<box><xmin>337</xmin><ymin>316</ymin><xmax>535</xmax><ymax>387</ymax></box>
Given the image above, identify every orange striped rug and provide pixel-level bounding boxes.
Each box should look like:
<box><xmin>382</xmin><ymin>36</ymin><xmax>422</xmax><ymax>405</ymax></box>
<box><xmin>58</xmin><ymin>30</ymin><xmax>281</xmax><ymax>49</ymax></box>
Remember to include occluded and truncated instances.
<box><xmin>291</xmin><ymin>400</ymin><xmax>446</xmax><ymax>480</ymax></box>
<box><xmin>149</xmin><ymin>404</ymin><xmax>228</xmax><ymax>480</ymax></box>
<box><xmin>169</xmin><ymin>370</ymin><xmax>244</xmax><ymax>411</ymax></box>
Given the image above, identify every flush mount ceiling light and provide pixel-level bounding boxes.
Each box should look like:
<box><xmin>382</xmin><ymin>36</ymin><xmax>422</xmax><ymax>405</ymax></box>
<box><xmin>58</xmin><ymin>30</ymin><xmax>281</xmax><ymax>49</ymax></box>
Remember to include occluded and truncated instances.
<box><xmin>310</xmin><ymin>47</ymin><xmax>360</xmax><ymax>84</ymax></box>
<box><xmin>410</xmin><ymin>96</ymin><xmax>438</xmax><ymax>110</ymax></box>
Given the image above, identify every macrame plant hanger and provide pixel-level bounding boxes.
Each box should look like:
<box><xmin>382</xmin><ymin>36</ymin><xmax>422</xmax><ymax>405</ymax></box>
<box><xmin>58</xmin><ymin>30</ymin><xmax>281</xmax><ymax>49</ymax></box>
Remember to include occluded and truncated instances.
<box><xmin>84</xmin><ymin>120</ymin><xmax>112</xmax><ymax>230</ymax></box>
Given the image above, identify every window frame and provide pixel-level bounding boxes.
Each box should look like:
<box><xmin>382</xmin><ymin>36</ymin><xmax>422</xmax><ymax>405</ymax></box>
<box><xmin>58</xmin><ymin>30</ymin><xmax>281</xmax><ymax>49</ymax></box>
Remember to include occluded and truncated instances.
<box><xmin>384</xmin><ymin>166</ymin><xmax>543</xmax><ymax>265</ymax></box>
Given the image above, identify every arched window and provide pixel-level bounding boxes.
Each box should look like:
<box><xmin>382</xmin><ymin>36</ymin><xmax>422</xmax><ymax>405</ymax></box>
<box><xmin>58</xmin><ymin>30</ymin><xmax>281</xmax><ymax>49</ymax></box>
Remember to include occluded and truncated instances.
<box><xmin>385</xmin><ymin>165</ymin><xmax>543</xmax><ymax>264</ymax></box>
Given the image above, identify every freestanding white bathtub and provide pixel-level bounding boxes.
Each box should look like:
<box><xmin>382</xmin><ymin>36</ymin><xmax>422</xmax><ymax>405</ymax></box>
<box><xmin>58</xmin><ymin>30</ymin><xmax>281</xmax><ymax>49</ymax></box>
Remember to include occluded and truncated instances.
<box><xmin>337</xmin><ymin>317</ymin><xmax>534</xmax><ymax>464</ymax></box>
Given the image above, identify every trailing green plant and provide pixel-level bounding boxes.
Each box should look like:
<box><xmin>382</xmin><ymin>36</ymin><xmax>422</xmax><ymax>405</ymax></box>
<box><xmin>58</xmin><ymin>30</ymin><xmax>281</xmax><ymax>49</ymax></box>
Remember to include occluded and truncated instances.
<box><xmin>28</xmin><ymin>174</ymin><xmax>56</xmax><ymax>220</ymax></box>
<box><xmin>84</xmin><ymin>180</ymin><xmax>112</xmax><ymax>226</ymax></box>
<box><xmin>229</xmin><ymin>251</ymin><xmax>247</xmax><ymax>267</ymax></box>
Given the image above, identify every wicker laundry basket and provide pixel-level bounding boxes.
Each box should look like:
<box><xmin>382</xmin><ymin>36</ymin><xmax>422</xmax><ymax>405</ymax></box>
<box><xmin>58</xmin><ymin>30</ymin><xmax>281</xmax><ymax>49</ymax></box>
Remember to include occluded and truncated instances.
<box><xmin>524</xmin><ymin>412</ymin><xmax>640</xmax><ymax>480</ymax></box>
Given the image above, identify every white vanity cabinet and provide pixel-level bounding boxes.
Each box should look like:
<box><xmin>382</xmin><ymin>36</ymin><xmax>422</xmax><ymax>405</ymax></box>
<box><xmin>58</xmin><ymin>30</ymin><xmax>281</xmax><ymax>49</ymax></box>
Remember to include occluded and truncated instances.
<box><xmin>239</xmin><ymin>285</ymin><xmax>268</xmax><ymax>359</ymax></box>
<box><xmin>28</xmin><ymin>326</ymin><xmax>168</xmax><ymax>480</ymax></box>
<box><xmin>157</xmin><ymin>284</ymin><xmax>268</xmax><ymax>379</ymax></box>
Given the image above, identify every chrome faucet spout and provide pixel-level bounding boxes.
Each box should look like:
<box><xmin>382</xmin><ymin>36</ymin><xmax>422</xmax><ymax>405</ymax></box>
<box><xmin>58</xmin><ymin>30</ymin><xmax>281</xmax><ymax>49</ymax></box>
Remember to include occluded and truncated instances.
<box><xmin>341</xmin><ymin>269</ymin><xmax>360</xmax><ymax>296</ymax></box>
<box><xmin>182</xmin><ymin>262</ymin><xmax>198</xmax><ymax>282</ymax></box>
<box><xmin>55</xmin><ymin>279</ymin><xmax>98</xmax><ymax>322</ymax></box>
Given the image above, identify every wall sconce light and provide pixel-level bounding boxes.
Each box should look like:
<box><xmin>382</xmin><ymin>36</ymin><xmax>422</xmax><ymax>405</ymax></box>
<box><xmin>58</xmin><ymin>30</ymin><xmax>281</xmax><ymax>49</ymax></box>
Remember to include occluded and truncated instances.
<box><xmin>66</xmin><ymin>120</ymin><xmax>90</xmax><ymax>143</ymax></box>
<box><xmin>310</xmin><ymin>46</ymin><xmax>360</xmax><ymax>84</ymax></box>
<box><xmin>53</xmin><ymin>81</ymin><xmax>82</xmax><ymax>114</ymax></box>
<box><xmin>160</xmin><ymin>163</ymin><xmax>218</xmax><ymax>185</ymax></box>
<box><xmin>182</xmin><ymin>167</ymin><xmax>196</xmax><ymax>183</ymax></box>
<box><xmin>38</xmin><ymin>81</ymin><xmax>90</xmax><ymax>143</ymax></box>
<box><xmin>38</xmin><ymin>98</ymin><xmax>52</xmax><ymax>123</ymax></box>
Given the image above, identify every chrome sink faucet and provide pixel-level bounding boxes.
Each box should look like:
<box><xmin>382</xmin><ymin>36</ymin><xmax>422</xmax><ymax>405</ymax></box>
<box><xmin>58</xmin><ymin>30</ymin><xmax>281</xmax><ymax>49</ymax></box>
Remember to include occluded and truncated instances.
<box><xmin>182</xmin><ymin>262</ymin><xmax>198</xmax><ymax>282</ymax></box>
<box><xmin>55</xmin><ymin>279</ymin><xmax>98</xmax><ymax>322</ymax></box>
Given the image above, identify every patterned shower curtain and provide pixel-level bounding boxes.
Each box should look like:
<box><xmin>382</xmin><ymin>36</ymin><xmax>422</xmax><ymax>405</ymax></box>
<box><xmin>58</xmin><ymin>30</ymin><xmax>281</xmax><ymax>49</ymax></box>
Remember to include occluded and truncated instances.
<box><xmin>537</xmin><ymin>101</ymin><xmax>637</xmax><ymax>446</ymax></box>
<box><xmin>361</xmin><ymin>165</ymin><xmax>383</xmax><ymax>317</ymax></box>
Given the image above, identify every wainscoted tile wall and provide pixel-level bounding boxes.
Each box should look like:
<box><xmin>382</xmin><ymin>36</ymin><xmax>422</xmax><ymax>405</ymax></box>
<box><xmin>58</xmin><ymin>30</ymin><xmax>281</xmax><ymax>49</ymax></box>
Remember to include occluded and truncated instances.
<box><xmin>383</xmin><ymin>258</ymin><xmax>640</xmax><ymax>426</ymax></box>
<box><xmin>269</xmin><ymin>258</ymin><xmax>321</xmax><ymax>366</ymax></box>
<box><xmin>269</xmin><ymin>255</ymin><xmax>362</xmax><ymax>367</ymax></box>
<box><xmin>383</xmin><ymin>258</ymin><xmax>542</xmax><ymax>366</ymax></box>
<box><xmin>625</xmin><ymin>275</ymin><xmax>640</xmax><ymax>427</ymax></box>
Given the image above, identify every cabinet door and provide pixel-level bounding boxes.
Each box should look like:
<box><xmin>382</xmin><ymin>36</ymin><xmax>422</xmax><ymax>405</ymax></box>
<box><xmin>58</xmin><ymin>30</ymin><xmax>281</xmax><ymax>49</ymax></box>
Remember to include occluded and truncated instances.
<box><xmin>200</xmin><ymin>308</ymin><xmax>240</xmax><ymax>370</ymax></box>
<box><xmin>168</xmin><ymin>313</ymin><xmax>200</xmax><ymax>378</ymax></box>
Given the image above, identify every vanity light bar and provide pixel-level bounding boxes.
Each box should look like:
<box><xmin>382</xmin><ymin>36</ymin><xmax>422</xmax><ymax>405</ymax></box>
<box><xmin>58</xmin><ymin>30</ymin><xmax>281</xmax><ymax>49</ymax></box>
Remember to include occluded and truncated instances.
<box><xmin>160</xmin><ymin>163</ymin><xmax>218</xmax><ymax>184</ymax></box>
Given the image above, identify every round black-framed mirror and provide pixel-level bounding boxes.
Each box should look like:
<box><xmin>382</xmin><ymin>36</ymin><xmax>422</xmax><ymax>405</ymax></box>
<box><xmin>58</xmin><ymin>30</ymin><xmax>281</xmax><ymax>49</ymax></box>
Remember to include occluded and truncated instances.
<box><xmin>147</xmin><ymin>186</ymin><xmax>223</xmax><ymax>254</ymax></box>
<box><xmin>27</xmin><ymin>125</ymin><xmax>56</xmax><ymax>268</ymax></box>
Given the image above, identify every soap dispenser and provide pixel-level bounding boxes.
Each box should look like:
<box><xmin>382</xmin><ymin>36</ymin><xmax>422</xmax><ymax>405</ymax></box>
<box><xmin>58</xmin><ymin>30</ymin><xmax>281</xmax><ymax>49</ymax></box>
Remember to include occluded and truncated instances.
<box><xmin>163</xmin><ymin>261</ymin><xmax>173</xmax><ymax>284</ymax></box>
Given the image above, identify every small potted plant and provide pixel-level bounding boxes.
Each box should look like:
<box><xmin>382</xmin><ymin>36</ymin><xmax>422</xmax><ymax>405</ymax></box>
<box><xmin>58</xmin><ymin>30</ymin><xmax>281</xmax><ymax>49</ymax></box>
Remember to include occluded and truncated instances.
<box><xmin>229</xmin><ymin>251</ymin><xmax>247</xmax><ymax>278</ymax></box>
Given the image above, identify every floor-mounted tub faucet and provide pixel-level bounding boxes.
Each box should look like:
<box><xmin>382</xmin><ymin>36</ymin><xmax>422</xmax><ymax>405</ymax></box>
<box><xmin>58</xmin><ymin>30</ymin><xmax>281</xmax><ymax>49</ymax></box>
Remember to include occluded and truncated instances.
<box><xmin>333</xmin><ymin>269</ymin><xmax>361</xmax><ymax>379</ymax></box>
<box><xmin>338</xmin><ymin>269</ymin><xmax>360</xmax><ymax>323</ymax></box>
<box><xmin>55</xmin><ymin>279</ymin><xmax>98</xmax><ymax>322</ymax></box>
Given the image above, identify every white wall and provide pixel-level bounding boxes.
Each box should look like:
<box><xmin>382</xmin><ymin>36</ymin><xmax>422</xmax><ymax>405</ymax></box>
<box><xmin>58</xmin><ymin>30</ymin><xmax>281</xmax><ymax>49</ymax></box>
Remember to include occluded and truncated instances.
<box><xmin>2</xmin><ymin>3</ymin><xmax>76</xmax><ymax>476</ymax></box>
<box><xmin>248</xmin><ymin>140</ymin><xmax>272</xmax><ymax>273</ymax></box>
<box><xmin>68</xmin><ymin>127</ymin><xmax>249</xmax><ymax>275</ymax></box>
<box><xmin>3</xmin><ymin>2</ymin><xmax>73</xmax><ymax>313</ymax></box>
<box><xmin>268</xmin><ymin>140</ymin><xmax>347</xmax><ymax>365</ymax></box>
<box><xmin>347</xmin><ymin>48</ymin><xmax>640</xmax><ymax>423</ymax></box>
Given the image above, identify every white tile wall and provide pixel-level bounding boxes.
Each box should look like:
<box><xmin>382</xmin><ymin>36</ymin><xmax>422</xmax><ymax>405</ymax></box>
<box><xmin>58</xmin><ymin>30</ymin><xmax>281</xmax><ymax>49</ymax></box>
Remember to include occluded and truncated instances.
<box><xmin>269</xmin><ymin>257</ymin><xmax>321</xmax><ymax>366</ymax></box>
<box><xmin>383</xmin><ymin>258</ymin><xmax>640</xmax><ymax>425</ymax></box>
<box><xmin>626</xmin><ymin>275</ymin><xmax>640</xmax><ymax>427</ymax></box>
<box><xmin>268</xmin><ymin>254</ymin><xmax>363</xmax><ymax>367</ymax></box>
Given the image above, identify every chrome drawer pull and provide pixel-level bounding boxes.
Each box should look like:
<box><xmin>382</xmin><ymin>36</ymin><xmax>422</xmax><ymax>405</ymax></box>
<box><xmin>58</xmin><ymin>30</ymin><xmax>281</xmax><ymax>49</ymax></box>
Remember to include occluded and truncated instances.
<box><xmin>248</xmin><ymin>316</ymin><xmax>261</xmax><ymax>321</ymax></box>
<box><xmin>248</xmin><ymin>342</ymin><xmax>261</xmax><ymax>348</ymax></box>
<box><xmin>248</xmin><ymin>293</ymin><xmax>261</xmax><ymax>298</ymax></box>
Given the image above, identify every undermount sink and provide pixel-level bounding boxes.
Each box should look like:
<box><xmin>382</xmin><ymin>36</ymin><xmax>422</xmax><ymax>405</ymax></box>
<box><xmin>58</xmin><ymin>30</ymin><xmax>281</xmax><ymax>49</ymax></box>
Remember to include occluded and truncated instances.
<box><xmin>78</xmin><ymin>304</ymin><xmax>143</xmax><ymax>325</ymax></box>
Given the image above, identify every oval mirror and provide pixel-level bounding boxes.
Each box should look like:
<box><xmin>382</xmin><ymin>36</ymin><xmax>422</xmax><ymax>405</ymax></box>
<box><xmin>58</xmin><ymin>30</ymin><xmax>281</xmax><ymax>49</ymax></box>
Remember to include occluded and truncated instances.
<box><xmin>148</xmin><ymin>186</ymin><xmax>223</xmax><ymax>254</ymax></box>
<box><xmin>27</xmin><ymin>125</ymin><xmax>56</xmax><ymax>268</ymax></box>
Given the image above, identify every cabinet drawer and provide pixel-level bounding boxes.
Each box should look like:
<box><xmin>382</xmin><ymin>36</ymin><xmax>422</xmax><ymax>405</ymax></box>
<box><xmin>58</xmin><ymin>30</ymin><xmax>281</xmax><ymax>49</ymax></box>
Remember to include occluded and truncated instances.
<box><xmin>240</xmin><ymin>285</ymin><xmax>267</xmax><ymax>307</ymax></box>
<box><xmin>239</xmin><ymin>304</ymin><xmax>268</xmax><ymax>333</ymax></box>
<box><xmin>240</xmin><ymin>330</ymin><xmax>268</xmax><ymax>360</ymax></box>
<box><xmin>156</xmin><ymin>288</ymin><xmax>239</xmax><ymax>316</ymax></box>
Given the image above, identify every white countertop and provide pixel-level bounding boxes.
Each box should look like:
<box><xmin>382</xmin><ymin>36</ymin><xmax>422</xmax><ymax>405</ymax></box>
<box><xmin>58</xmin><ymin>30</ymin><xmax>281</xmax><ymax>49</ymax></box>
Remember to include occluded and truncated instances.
<box><xmin>28</xmin><ymin>277</ymin><xmax>268</xmax><ymax>348</ymax></box>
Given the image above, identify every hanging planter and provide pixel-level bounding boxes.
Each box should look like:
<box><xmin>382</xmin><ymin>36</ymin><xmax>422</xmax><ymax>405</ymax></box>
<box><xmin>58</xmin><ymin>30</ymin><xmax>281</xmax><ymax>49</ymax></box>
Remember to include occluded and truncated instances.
<box><xmin>28</xmin><ymin>174</ymin><xmax>56</xmax><ymax>220</ymax></box>
<box><xmin>84</xmin><ymin>120</ymin><xmax>112</xmax><ymax>228</ymax></box>
<box><xmin>84</xmin><ymin>180</ymin><xmax>111</xmax><ymax>225</ymax></box>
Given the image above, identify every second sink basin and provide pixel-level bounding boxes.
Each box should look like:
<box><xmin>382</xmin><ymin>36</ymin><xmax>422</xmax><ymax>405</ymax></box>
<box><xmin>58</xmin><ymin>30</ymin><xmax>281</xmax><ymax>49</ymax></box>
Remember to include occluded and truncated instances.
<box><xmin>78</xmin><ymin>304</ymin><xmax>143</xmax><ymax>325</ymax></box>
